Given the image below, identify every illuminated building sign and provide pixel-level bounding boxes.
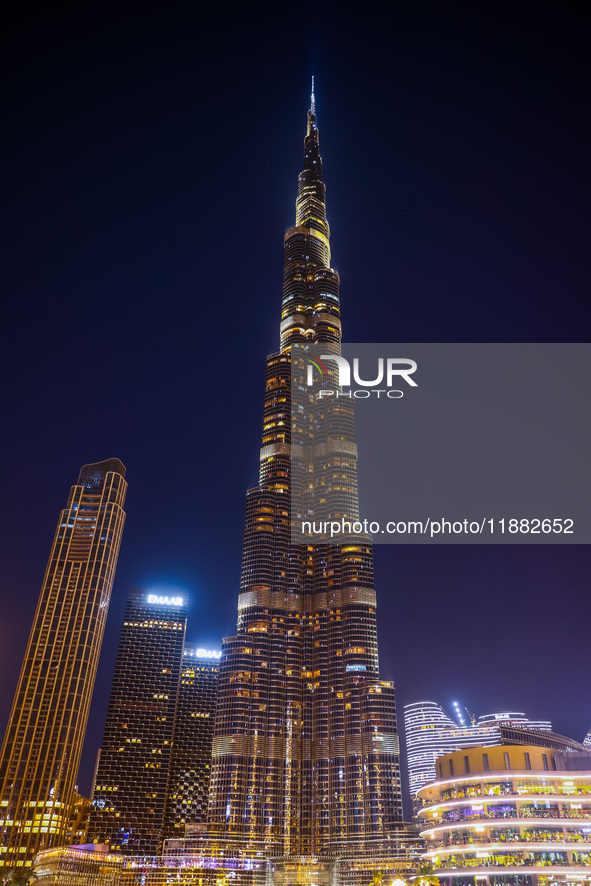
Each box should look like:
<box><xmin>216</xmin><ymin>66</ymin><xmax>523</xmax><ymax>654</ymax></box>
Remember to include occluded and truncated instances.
<box><xmin>184</xmin><ymin>648</ymin><xmax>222</xmax><ymax>659</ymax></box>
<box><xmin>147</xmin><ymin>594</ymin><xmax>184</xmax><ymax>606</ymax></box>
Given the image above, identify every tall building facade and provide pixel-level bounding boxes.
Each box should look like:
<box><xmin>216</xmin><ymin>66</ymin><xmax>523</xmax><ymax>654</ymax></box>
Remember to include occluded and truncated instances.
<box><xmin>405</xmin><ymin>700</ymin><xmax>586</xmax><ymax>816</ymax></box>
<box><xmin>207</xmin><ymin>81</ymin><xmax>402</xmax><ymax>857</ymax></box>
<box><xmin>88</xmin><ymin>590</ymin><xmax>187</xmax><ymax>855</ymax></box>
<box><xmin>0</xmin><ymin>458</ymin><xmax>127</xmax><ymax>870</ymax></box>
<box><xmin>163</xmin><ymin>647</ymin><xmax>220</xmax><ymax>840</ymax></box>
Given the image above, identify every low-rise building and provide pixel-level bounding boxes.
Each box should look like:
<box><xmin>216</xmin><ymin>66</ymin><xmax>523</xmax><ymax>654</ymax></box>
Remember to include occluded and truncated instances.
<box><xmin>417</xmin><ymin>745</ymin><xmax>591</xmax><ymax>886</ymax></box>
<box><xmin>404</xmin><ymin>701</ymin><xmax>585</xmax><ymax>816</ymax></box>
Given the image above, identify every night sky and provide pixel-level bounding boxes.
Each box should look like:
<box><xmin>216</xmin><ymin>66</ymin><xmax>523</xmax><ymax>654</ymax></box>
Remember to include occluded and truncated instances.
<box><xmin>1</xmin><ymin>3</ymin><xmax>589</xmax><ymax>813</ymax></box>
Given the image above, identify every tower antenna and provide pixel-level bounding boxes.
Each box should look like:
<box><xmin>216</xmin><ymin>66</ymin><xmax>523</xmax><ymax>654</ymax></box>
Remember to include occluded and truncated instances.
<box><xmin>310</xmin><ymin>75</ymin><xmax>316</xmax><ymax>115</ymax></box>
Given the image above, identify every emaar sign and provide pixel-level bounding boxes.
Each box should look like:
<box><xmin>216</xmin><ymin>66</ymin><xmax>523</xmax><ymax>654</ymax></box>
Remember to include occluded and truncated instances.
<box><xmin>147</xmin><ymin>594</ymin><xmax>184</xmax><ymax>606</ymax></box>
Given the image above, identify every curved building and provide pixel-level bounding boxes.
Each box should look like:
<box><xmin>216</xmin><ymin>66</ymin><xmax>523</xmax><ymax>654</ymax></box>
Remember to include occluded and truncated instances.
<box><xmin>418</xmin><ymin>745</ymin><xmax>591</xmax><ymax>886</ymax></box>
<box><xmin>405</xmin><ymin>701</ymin><xmax>458</xmax><ymax>810</ymax></box>
<box><xmin>404</xmin><ymin>701</ymin><xmax>584</xmax><ymax>816</ymax></box>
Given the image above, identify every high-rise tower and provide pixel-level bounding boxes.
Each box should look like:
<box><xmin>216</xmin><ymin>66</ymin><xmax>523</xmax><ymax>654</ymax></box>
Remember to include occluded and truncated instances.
<box><xmin>88</xmin><ymin>589</ymin><xmax>187</xmax><ymax>855</ymax></box>
<box><xmin>208</xmin><ymin>82</ymin><xmax>402</xmax><ymax>857</ymax></box>
<box><xmin>0</xmin><ymin>459</ymin><xmax>127</xmax><ymax>870</ymax></box>
<box><xmin>163</xmin><ymin>646</ymin><xmax>220</xmax><ymax>840</ymax></box>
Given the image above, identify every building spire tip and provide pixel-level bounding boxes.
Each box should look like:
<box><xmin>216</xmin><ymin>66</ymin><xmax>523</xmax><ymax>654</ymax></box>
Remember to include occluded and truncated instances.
<box><xmin>310</xmin><ymin>75</ymin><xmax>316</xmax><ymax>115</ymax></box>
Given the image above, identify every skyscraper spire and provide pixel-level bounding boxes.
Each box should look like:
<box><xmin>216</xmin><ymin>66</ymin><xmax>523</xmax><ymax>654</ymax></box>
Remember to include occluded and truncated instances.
<box><xmin>206</xmin><ymin>84</ymin><xmax>402</xmax><ymax>860</ymax></box>
<box><xmin>306</xmin><ymin>77</ymin><xmax>320</xmax><ymax>144</ymax></box>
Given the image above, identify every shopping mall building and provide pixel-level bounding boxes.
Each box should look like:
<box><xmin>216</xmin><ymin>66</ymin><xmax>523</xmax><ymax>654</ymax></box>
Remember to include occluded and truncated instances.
<box><xmin>418</xmin><ymin>745</ymin><xmax>591</xmax><ymax>886</ymax></box>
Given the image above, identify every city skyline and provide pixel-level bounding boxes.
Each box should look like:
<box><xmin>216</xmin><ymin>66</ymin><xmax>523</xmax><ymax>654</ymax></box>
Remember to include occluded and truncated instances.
<box><xmin>1</xmin><ymin>1</ymin><xmax>589</xmax><ymax>821</ymax></box>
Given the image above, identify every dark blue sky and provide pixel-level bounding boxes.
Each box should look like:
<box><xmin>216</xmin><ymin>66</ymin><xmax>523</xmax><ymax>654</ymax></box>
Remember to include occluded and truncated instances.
<box><xmin>1</xmin><ymin>2</ymin><xmax>589</xmax><ymax>809</ymax></box>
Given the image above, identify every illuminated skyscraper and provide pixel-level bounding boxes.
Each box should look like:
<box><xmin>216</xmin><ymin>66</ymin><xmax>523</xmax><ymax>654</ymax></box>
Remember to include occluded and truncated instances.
<box><xmin>207</xmin><ymin>80</ymin><xmax>402</xmax><ymax>857</ymax></box>
<box><xmin>0</xmin><ymin>458</ymin><xmax>127</xmax><ymax>871</ymax></box>
<box><xmin>88</xmin><ymin>589</ymin><xmax>187</xmax><ymax>855</ymax></box>
<box><xmin>163</xmin><ymin>647</ymin><xmax>220</xmax><ymax>840</ymax></box>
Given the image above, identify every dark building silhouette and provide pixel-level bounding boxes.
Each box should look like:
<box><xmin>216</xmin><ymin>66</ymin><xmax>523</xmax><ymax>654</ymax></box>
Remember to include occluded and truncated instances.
<box><xmin>0</xmin><ymin>459</ymin><xmax>127</xmax><ymax>871</ymax></box>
